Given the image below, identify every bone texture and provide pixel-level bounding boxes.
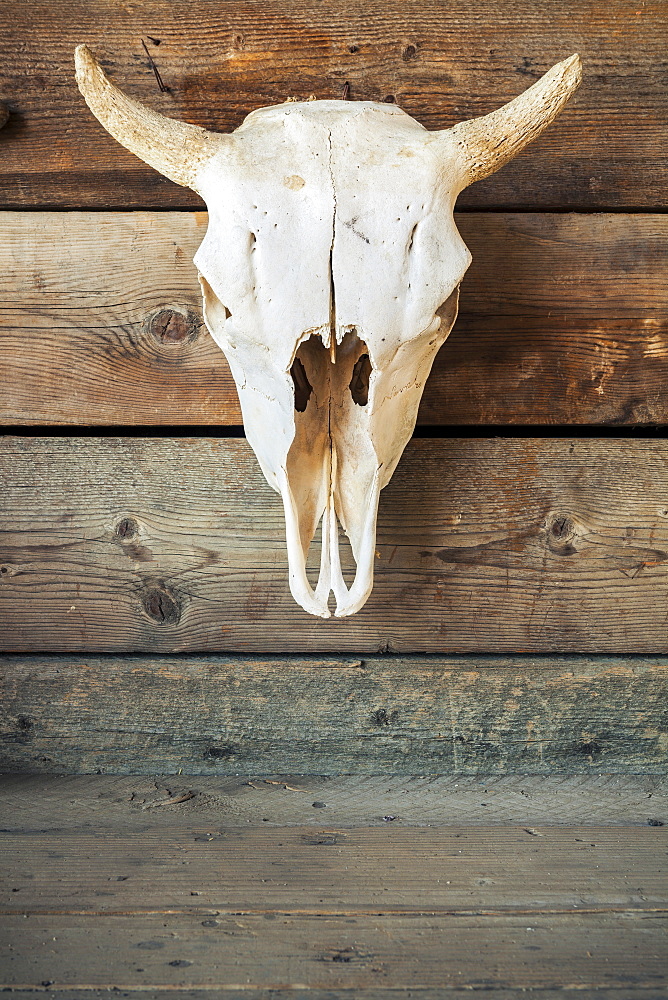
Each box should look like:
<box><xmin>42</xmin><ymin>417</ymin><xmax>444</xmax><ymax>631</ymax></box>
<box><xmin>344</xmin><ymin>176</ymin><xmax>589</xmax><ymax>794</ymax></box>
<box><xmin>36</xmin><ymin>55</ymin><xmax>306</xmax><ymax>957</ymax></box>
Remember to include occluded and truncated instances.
<box><xmin>75</xmin><ymin>46</ymin><xmax>581</xmax><ymax>618</ymax></box>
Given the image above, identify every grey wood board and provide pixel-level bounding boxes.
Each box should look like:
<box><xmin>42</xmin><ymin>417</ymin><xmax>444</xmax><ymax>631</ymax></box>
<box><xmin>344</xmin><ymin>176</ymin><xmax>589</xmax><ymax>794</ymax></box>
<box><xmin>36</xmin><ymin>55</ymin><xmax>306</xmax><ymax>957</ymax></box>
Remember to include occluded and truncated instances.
<box><xmin>2</xmin><ymin>656</ymin><xmax>668</xmax><ymax>774</ymax></box>
<box><xmin>0</xmin><ymin>774</ymin><xmax>664</xmax><ymax>828</ymax></box>
<box><xmin>0</xmin><ymin>994</ymin><xmax>662</xmax><ymax>1000</ymax></box>
<box><xmin>2</xmin><ymin>212</ymin><xmax>667</xmax><ymax>427</ymax></box>
<box><xmin>3</xmin><ymin>438</ymin><xmax>668</xmax><ymax>653</ymax></box>
<box><xmin>1</xmin><ymin>912</ymin><xmax>665</xmax><ymax>991</ymax></box>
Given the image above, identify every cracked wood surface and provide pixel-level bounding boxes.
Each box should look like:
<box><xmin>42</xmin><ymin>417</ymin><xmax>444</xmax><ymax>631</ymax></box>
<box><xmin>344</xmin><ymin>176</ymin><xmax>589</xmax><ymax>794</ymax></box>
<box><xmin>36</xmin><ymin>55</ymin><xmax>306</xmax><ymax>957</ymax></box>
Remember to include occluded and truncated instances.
<box><xmin>3</xmin><ymin>437</ymin><xmax>668</xmax><ymax>653</ymax></box>
<box><xmin>0</xmin><ymin>0</ymin><xmax>665</xmax><ymax>210</ymax></box>
<box><xmin>2</xmin><ymin>213</ymin><xmax>667</xmax><ymax>427</ymax></box>
<box><xmin>2</xmin><ymin>657</ymin><xmax>667</xmax><ymax>774</ymax></box>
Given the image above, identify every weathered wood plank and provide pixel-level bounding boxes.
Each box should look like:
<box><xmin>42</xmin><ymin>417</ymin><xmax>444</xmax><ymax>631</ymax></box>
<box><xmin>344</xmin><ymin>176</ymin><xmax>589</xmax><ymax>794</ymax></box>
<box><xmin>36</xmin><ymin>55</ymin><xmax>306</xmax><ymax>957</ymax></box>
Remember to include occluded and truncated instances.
<box><xmin>2</xmin><ymin>213</ymin><xmax>667</xmax><ymax>427</ymax></box>
<box><xmin>0</xmin><ymin>1</ymin><xmax>665</xmax><ymax>210</ymax></box>
<box><xmin>1</xmin><ymin>774</ymin><xmax>665</xmax><ymax>826</ymax></box>
<box><xmin>2</xmin><ymin>825</ymin><xmax>666</xmax><ymax>913</ymax></box>
<box><xmin>2</xmin><ymin>656</ymin><xmax>667</xmax><ymax>774</ymax></box>
<box><xmin>3</xmin><ymin>437</ymin><xmax>668</xmax><ymax>654</ymax></box>
<box><xmin>0</xmin><ymin>994</ymin><xmax>660</xmax><ymax>1000</ymax></box>
<box><xmin>1</xmin><ymin>912</ymin><xmax>665</xmax><ymax>990</ymax></box>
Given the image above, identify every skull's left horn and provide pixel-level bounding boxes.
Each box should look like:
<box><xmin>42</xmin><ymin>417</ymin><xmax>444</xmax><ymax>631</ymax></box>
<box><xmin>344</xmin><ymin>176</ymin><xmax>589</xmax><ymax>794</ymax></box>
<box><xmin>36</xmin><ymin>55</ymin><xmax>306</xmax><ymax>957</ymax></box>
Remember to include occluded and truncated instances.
<box><xmin>443</xmin><ymin>53</ymin><xmax>582</xmax><ymax>188</ymax></box>
<box><xmin>74</xmin><ymin>44</ymin><xmax>227</xmax><ymax>190</ymax></box>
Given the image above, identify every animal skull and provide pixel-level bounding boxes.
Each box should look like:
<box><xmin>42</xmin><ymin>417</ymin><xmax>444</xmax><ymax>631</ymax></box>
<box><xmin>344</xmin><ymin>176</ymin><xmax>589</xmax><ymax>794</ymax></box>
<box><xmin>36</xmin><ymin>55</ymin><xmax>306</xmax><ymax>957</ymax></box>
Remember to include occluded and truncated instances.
<box><xmin>75</xmin><ymin>45</ymin><xmax>581</xmax><ymax>617</ymax></box>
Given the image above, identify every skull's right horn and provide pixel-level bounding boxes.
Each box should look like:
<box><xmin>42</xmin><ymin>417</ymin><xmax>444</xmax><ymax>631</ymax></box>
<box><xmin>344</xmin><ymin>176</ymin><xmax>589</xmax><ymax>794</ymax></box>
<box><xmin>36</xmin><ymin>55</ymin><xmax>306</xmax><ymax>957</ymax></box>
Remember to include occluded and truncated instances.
<box><xmin>74</xmin><ymin>44</ymin><xmax>228</xmax><ymax>190</ymax></box>
<box><xmin>440</xmin><ymin>53</ymin><xmax>582</xmax><ymax>189</ymax></box>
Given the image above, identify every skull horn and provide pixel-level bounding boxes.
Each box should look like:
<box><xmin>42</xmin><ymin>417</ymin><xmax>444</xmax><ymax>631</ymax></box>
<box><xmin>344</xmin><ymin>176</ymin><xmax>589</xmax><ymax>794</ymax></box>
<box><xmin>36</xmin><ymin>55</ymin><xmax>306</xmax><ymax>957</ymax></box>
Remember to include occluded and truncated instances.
<box><xmin>447</xmin><ymin>53</ymin><xmax>582</xmax><ymax>187</ymax></box>
<box><xmin>74</xmin><ymin>44</ymin><xmax>226</xmax><ymax>190</ymax></box>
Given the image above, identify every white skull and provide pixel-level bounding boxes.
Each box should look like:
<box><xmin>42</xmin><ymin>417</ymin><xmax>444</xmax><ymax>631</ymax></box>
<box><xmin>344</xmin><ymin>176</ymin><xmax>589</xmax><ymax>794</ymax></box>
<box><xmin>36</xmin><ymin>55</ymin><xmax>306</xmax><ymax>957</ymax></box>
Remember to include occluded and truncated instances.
<box><xmin>75</xmin><ymin>46</ymin><xmax>581</xmax><ymax>617</ymax></box>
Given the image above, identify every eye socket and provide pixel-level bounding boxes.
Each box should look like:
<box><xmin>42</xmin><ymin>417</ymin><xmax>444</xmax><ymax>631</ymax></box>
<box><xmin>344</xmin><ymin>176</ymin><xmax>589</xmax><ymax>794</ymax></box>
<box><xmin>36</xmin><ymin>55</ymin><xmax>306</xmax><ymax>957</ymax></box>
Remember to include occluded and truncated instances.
<box><xmin>291</xmin><ymin>357</ymin><xmax>313</xmax><ymax>412</ymax></box>
<box><xmin>349</xmin><ymin>353</ymin><xmax>372</xmax><ymax>407</ymax></box>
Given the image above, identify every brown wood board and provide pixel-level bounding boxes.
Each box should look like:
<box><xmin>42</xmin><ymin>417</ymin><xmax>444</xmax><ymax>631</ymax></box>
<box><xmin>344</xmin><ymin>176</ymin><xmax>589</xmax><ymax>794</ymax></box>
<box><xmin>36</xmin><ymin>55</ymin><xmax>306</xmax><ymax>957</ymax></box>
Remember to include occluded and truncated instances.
<box><xmin>1</xmin><ymin>912</ymin><xmax>665</xmax><ymax>991</ymax></box>
<box><xmin>2</xmin><ymin>213</ymin><xmax>667</xmax><ymax>427</ymax></box>
<box><xmin>0</xmin><ymin>1</ymin><xmax>665</xmax><ymax>210</ymax></box>
<box><xmin>2</xmin><ymin>656</ymin><xmax>667</xmax><ymax>774</ymax></box>
<box><xmin>3</xmin><ymin>437</ymin><xmax>668</xmax><ymax>654</ymax></box>
<box><xmin>2</xmin><ymin>825</ymin><xmax>666</xmax><ymax>913</ymax></box>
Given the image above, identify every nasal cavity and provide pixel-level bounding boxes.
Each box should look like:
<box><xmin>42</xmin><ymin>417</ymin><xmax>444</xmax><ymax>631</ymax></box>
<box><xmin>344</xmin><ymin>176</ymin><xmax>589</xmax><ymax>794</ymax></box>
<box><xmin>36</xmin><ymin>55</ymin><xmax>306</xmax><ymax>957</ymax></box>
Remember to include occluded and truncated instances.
<box><xmin>291</xmin><ymin>357</ymin><xmax>313</xmax><ymax>412</ymax></box>
<box><xmin>349</xmin><ymin>353</ymin><xmax>372</xmax><ymax>406</ymax></box>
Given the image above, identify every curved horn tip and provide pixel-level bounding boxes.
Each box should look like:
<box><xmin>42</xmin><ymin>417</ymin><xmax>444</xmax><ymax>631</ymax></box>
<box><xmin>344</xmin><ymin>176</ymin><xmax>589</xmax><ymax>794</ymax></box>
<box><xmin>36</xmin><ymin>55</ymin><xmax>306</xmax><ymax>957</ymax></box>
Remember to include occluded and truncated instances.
<box><xmin>74</xmin><ymin>43</ymin><xmax>99</xmax><ymax>81</ymax></box>
<box><xmin>552</xmin><ymin>52</ymin><xmax>583</xmax><ymax>87</ymax></box>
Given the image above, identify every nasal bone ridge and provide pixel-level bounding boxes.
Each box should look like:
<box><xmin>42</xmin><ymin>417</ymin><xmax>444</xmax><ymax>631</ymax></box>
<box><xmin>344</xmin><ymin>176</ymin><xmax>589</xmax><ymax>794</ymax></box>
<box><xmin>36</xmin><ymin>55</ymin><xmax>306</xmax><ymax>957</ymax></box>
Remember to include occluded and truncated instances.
<box><xmin>280</xmin><ymin>472</ymin><xmax>376</xmax><ymax>619</ymax></box>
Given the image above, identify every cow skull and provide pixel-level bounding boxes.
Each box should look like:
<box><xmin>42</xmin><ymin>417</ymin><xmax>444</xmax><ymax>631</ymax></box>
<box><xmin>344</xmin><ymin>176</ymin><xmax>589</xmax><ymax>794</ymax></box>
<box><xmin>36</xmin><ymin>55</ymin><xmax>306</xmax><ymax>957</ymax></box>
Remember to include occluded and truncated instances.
<box><xmin>75</xmin><ymin>45</ymin><xmax>581</xmax><ymax>617</ymax></box>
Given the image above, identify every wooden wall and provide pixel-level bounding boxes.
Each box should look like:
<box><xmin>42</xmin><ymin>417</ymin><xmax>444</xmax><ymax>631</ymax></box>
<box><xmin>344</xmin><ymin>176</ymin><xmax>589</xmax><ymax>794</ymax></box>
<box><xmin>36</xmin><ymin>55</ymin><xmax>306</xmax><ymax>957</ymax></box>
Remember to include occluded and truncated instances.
<box><xmin>1</xmin><ymin>0</ymin><xmax>667</xmax><ymax>773</ymax></box>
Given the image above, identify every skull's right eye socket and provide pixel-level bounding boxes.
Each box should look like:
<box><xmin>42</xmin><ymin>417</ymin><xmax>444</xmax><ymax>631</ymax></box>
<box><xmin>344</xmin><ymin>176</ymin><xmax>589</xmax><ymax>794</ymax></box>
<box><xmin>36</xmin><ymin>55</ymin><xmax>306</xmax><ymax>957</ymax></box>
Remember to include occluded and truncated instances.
<box><xmin>349</xmin><ymin>353</ymin><xmax>372</xmax><ymax>407</ymax></box>
<box><xmin>291</xmin><ymin>357</ymin><xmax>313</xmax><ymax>412</ymax></box>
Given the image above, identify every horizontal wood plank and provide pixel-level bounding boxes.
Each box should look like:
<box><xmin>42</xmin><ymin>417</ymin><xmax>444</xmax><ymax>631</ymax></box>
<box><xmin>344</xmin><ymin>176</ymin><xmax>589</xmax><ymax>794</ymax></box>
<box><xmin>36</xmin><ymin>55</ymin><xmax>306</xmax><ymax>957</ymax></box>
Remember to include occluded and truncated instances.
<box><xmin>3</xmin><ymin>437</ymin><xmax>668</xmax><ymax>653</ymax></box>
<box><xmin>1</xmin><ymin>774</ymin><xmax>664</xmax><ymax>827</ymax></box>
<box><xmin>0</xmin><ymin>1</ymin><xmax>665</xmax><ymax>209</ymax></box>
<box><xmin>4</xmin><ymin>993</ymin><xmax>662</xmax><ymax>1000</ymax></box>
<box><xmin>1</xmin><ymin>911</ymin><xmax>665</xmax><ymax>990</ymax></box>
<box><xmin>2</xmin><ymin>656</ymin><xmax>667</xmax><ymax>774</ymax></box>
<box><xmin>3</xmin><ymin>825</ymin><xmax>666</xmax><ymax>913</ymax></box>
<box><xmin>1</xmin><ymin>777</ymin><xmax>663</xmax><ymax>996</ymax></box>
<box><xmin>2</xmin><ymin>213</ymin><xmax>667</xmax><ymax>426</ymax></box>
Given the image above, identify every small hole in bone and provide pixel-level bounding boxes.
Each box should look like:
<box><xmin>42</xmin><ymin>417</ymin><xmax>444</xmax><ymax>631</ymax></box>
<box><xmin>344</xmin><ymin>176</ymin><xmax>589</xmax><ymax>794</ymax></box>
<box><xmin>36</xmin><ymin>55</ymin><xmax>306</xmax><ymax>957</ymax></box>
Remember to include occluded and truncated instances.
<box><xmin>349</xmin><ymin>353</ymin><xmax>372</xmax><ymax>406</ymax></box>
<box><xmin>291</xmin><ymin>357</ymin><xmax>313</xmax><ymax>412</ymax></box>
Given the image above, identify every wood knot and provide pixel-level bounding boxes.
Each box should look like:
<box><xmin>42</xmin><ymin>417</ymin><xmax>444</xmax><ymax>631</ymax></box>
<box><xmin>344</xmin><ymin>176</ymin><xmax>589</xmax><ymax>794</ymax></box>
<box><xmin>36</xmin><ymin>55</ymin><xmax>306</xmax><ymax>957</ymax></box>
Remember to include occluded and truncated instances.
<box><xmin>142</xmin><ymin>583</ymin><xmax>181</xmax><ymax>625</ymax></box>
<box><xmin>115</xmin><ymin>517</ymin><xmax>139</xmax><ymax>540</ymax></box>
<box><xmin>402</xmin><ymin>43</ymin><xmax>418</xmax><ymax>61</ymax></box>
<box><xmin>546</xmin><ymin>513</ymin><xmax>578</xmax><ymax>556</ymax></box>
<box><xmin>204</xmin><ymin>744</ymin><xmax>237</xmax><ymax>761</ymax></box>
<box><xmin>371</xmin><ymin>708</ymin><xmax>399</xmax><ymax>727</ymax></box>
<box><xmin>148</xmin><ymin>308</ymin><xmax>198</xmax><ymax>345</ymax></box>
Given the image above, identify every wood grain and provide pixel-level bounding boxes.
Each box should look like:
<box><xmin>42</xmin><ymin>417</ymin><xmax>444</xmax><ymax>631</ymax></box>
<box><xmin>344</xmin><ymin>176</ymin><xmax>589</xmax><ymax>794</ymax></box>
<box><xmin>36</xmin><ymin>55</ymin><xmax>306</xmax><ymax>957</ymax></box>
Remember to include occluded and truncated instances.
<box><xmin>1</xmin><ymin>776</ymin><xmax>663</xmax><ymax>996</ymax></box>
<box><xmin>1</xmin><ymin>774</ymin><xmax>664</xmax><ymax>828</ymax></box>
<box><xmin>6</xmin><ymin>993</ymin><xmax>661</xmax><ymax>1000</ymax></box>
<box><xmin>3</xmin><ymin>437</ymin><xmax>668</xmax><ymax>654</ymax></box>
<box><xmin>1</xmin><ymin>911</ymin><xmax>665</xmax><ymax>990</ymax></box>
<box><xmin>3</xmin><ymin>993</ymin><xmax>662</xmax><ymax>1000</ymax></box>
<box><xmin>2</xmin><ymin>656</ymin><xmax>667</xmax><ymax>774</ymax></box>
<box><xmin>0</xmin><ymin>1</ymin><xmax>665</xmax><ymax>210</ymax></box>
<box><xmin>2</xmin><ymin>212</ymin><xmax>667</xmax><ymax>427</ymax></box>
<box><xmin>2</xmin><ymin>825</ymin><xmax>666</xmax><ymax>913</ymax></box>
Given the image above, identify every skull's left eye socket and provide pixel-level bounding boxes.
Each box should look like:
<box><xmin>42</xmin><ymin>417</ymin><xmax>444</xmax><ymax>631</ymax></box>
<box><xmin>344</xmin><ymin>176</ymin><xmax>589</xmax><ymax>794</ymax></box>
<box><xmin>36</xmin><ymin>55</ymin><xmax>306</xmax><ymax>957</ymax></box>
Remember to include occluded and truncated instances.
<box><xmin>291</xmin><ymin>357</ymin><xmax>313</xmax><ymax>412</ymax></box>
